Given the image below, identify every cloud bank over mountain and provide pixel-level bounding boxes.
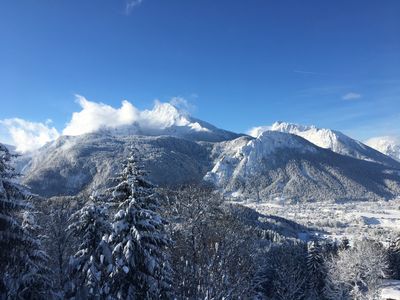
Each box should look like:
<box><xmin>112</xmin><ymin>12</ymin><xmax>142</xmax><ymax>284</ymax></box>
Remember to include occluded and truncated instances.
<box><xmin>0</xmin><ymin>95</ymin><xmax>203</xmax><ymax>153</ymax></box>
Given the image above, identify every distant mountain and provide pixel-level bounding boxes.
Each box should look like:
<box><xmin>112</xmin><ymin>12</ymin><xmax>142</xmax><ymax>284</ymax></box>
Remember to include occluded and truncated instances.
<box><xmin>365</xmin><ymin>136</ymin><xmax>400</xmax><ymax>162</ymax></box>
<box><xmin>249</xmin><ymin>122</ymin><xmax>400</xmax><ymax>168</ymax></box>
<box><xmin>205</xmin><ymin>131</ymin><xmax>400</xmax><ymax>202</ymax></box>
<box><xmin>22</xmin><ymin>133</ymin><xmax>213</xmax><ymax>197</ymax></box>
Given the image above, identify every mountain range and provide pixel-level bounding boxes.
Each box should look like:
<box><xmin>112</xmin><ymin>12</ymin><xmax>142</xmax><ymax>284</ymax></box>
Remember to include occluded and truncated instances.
<box><xmin>206</xmin><ymin>130</ymin><xmax>400</xmax><ymax>202</ymax></box>
<box><xmin>8</xmin><ymin>105</ymin><xmax>400</xmax><ymax>202</ymax></box>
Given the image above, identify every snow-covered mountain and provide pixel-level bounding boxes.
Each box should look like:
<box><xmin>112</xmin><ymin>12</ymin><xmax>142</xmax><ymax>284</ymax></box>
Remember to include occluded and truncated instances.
<box><xmin>205</xmin><ymin>131</ymin><xmax>400</xmax><ymax>202</ymax></box>
<box><xmin>15</xmin><ymin>114</ymin><xmax>400</xmax><ymax>202</ymax></box>
<box><xmin>365</xmin><ymin>136</ymin><xmax>400</xmax><ymax>162</ymax></box>
<box><xmin>249</xmin><ymin>122</ymin><xmax>400</xmax><ymax>168</ymax></box>
<box><xmin>22</xmin><ymin>133</ymin><xmax>213</xmax><ymax>197</ymax></box>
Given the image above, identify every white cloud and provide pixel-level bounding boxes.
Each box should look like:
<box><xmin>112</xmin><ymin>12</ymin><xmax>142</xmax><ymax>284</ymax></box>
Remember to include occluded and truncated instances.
<box><xmin>0</xmin><ymin>95</ymin><xmax>202</xmax><ymax>153</ymax></box>
<box><xmin>63</xmin><ymin>95</ymin><xmax>201</xmax><ymax>136</ymax></box>
<box><xmin>0</xmin><ymin>118</ymin><xmax>60</xmax><ymax>153</ymax></box>
<box><xmin>169</xmin><ymin>97</ymin><xmax>196</xmax><ymax>114</ymax></box>
<box><xmin>68</xmin><ymin>95</ymin><xmax>209</xmax><ymax>135</ymax></box>
<box><xmin>125</xmin><ymin>0</ymin><xmax>143</xmax><ymax>14</ymax></box>
<box><xmin>63</xmin><ymin>95</ymin><xmax>140</xmax><ymax>136</ymax></box>
<box><xmin>342</xmin><ymin>92</ymin><xmax>362</xmax><ymax>100</ymax></box>
<box><xmin>247</xmin><ymin>125</ymin><xmax>271</xmax><ymax>138</ymax></box>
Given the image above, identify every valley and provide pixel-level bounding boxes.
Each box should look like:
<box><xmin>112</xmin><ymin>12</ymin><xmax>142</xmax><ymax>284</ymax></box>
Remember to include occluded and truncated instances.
<box><xmin>243</xmin><ymin>197</ymin><xmax>400</xmax><ymax>244</ymax></box>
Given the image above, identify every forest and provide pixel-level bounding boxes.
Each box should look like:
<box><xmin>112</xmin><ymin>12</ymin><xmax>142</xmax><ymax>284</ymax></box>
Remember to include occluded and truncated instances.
<box><xmin>1</xmin><ymin>144</ymin><xmax>399</xmax><ymax>300</ymax></box>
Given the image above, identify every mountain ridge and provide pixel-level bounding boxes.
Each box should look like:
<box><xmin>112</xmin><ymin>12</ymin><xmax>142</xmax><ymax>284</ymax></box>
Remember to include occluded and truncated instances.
<box><xmin>205</xmin><ymin>130</ymin><xmax>400</xmax><ymax>202</ymax></box>
<box><xmin>249</xmin><ymin>121</ymin><xmax>400</xmax><ymax>168</ymax></box>
<box><xmin>10</xmin><ymin>116</ymin><xmax>400</xmax><ymax>202</ymax></box>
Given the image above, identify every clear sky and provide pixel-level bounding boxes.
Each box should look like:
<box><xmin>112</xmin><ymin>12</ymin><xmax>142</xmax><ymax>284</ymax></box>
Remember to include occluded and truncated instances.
<box><xmin>0</xmin><ymin>0</ymin><xmax>399</xmax><ymax>148</ymax></box>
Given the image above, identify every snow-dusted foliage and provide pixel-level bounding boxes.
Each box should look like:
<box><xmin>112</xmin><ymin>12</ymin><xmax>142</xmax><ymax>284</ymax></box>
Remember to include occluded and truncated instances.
<box><xmin>0</xmin><ymin>143</ymin><xmax>27</xmax><ymax>294</ymax></box>
<box><xmin>255</xmin><ymin>243</ymin><xmax>308</xmax><ymax>300</ymax></box>
<box><xmin>388</xmin><ymin>235</ymin><xmax>400</xmax><ymax>280</ymax></box>
<box><xmin>41</xmin><ymin>198</ymin><xmax>78</xmax><ymax>293</ymax></box>
<box><xmin>0</xmin><ymin>143</ymin><xmax>53</xmax><ymax>298</ymax></box>
<box><xmin>163</xmin><ymin>186</ymin><xmax>257</xmax><ymax>299</ymax></box>
<box><xmin>16</xmin><ymin>210</ymin><xmax>54</xmax><ymax>299</ymax></box>
<box><xmin>67</xmin><ymin>194</ymin><xmax>112</xmax><ymax>298</ymax></box>
<box><xmin>325</xmin><ymin>239</ymin><xmax>388</xmax><ymax>300</ymax></box>
<box><xmin>107</xmin><ymin>150</ymin><xmax>173</xmax><ymax>299</ymax></box>
<box><xmin>306</xmin><ymin>240</ymin><xmax>326</xmax><ymax>299</ymax></box>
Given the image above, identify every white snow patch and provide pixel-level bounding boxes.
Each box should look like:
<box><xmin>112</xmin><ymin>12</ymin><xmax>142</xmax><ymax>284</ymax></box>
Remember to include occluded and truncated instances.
<box><xmin>381</xmin><ymin>280</ymin><xmax>400</xmax><ymax>300</ymax></box>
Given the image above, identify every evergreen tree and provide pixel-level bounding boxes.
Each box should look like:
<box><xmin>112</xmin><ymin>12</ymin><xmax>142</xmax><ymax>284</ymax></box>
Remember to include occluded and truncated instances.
<box><xmin>0</xmin><ymin>144</ymin><xmax>54</xmax><ymax>298</ymax></box>
<box><xmin>67</xmin><ymin>194</ymin><xmax>113</xmax><ymax>298</ymax></box>
<box><xmin>108</xmin><ymin>150</ymin><xmax>173</xmax><ymax>299</ymax></box>
<box><xmin>306</xmin><ymin>240</ymin><xmax>326</xmax><ymax>299</ymax></box>
<box><xmin>0</xmin><ymin>144</ymin><xmax>31</xmax><ymax>295</ymax></box>
<box><xmin>388</xmin><ymin>235</ymin><xmax>400</xmax><ymax>279</ymax></box>
<box><xmin>16</xmin><ymin>209</ymin><xmax>54</xmax><ymax>299</ymax></box>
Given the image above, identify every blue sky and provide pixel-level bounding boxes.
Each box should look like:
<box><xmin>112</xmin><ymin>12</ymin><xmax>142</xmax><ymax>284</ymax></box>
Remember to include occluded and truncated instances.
<box><xmin>0</xmin><ymin>0</ymin><xmax>399</xmax><ymax>148</ymax></box>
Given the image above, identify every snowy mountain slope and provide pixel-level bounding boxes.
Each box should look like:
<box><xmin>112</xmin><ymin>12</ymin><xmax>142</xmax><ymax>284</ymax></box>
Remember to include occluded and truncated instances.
<box><xmin>22</xmin><ymin>133</ymin><xmax>212</xmax><ymax>197</ymax></box>
<box><xmin>250</xmin><ymin>122</ymin><xmax>400</xmax><ymax>168</ymax></box>
<box><xmin>1</xmin><ymin>143</ymin><xmax>35</xmax><ymax>173</ymax></box>
<box><xmin>3</xmin><ymin>143</ymin><xmax>16</xmax><ymax>152</ymax></box>
<box><xmin>365</xmin><ymin>136</ymin><xmax>400</xmax><ymax>162</ymax></box>
<box><xmin>225</xmin><ymin>203</ymin><xmax>313</xmax><ymax>241</ymax></box>
<box><xmin>205</xmin><ymin>131</ymin><xmax>400</xmax><ymax>202</ymax></box>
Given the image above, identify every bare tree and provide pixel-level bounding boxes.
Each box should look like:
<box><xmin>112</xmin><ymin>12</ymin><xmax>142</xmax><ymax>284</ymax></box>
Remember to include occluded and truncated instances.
<box><xmin>162</xmin><ymin>185</ymin><xmax>257</xmax><ymax>299</ymax></box>
<box><xmin>257</xmin><ymin>243</ymin><xmax>307</xmax><ymax>300</ymax></box>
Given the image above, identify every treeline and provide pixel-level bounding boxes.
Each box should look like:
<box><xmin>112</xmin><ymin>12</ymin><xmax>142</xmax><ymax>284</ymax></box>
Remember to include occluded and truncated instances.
<box><xmin>1</xmin><ymin>144</ymin><xmax>400</xmax><ymax>299</ymax></box>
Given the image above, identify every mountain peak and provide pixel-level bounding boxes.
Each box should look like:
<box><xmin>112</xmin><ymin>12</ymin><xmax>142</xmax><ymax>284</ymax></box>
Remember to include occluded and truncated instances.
<box><xmin>365</xmin><ymin>136</ymin><xmax>400</xmax><ymax>162</ymax></box>
<box><xmin>271</xmin><ymin>121</ymin><xmax>314</xmax><ymax>132</ymax></box>
<box><xmin>249</xmin><ymin>122</ymin><xmax>400</xmax><ymax>168</ymax></box>
<box><xmin>60</xmin><ymin>98</ymin><xmax>239</xmax><ymax>143</ymax></box>
<box><xmin>205</xmin><ymin>129</ymin><xmax>400</xmax><ymax>202</ymax></box>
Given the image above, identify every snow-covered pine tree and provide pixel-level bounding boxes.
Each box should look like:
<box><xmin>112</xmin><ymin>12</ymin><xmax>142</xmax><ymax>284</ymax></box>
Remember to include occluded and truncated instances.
<box><xmin>306</xmin><ymin>240</ymin><xmax>326</xmax><ymax>299</ymax></box>
<box><xmin>108</xmin><ymin>150</ymin><xmax>173</xmax><ymax>299</ymax></box>
<box><xmin>16</xmin><ymin>209</ymin><xmax>54</xmax><ymax>299</ymax></box>
<box><xmin>0</xmin><ymin>143</ymin><xmax>53</xmax><ymax>297</ymax></box>
<box><xmin>67</xmin><ymin>193</ymin><xmax>113</xmax><ymax>298</ymax></box>
<box><xmin>0</xmin><ymin>144</ymin><xmax>27</xmax><ymax>294</ymax></box>
<box><xmin>388</xmin><ymin>235</ymin><xmax>400</xmax><ymax>279</ymax></box>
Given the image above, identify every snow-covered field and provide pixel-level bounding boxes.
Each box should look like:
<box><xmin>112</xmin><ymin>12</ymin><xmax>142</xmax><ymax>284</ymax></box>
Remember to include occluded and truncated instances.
<box><xmin>242</xmin><ymin>197</ymin><xmax>400</xmax><ymax>243</ymax></box>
